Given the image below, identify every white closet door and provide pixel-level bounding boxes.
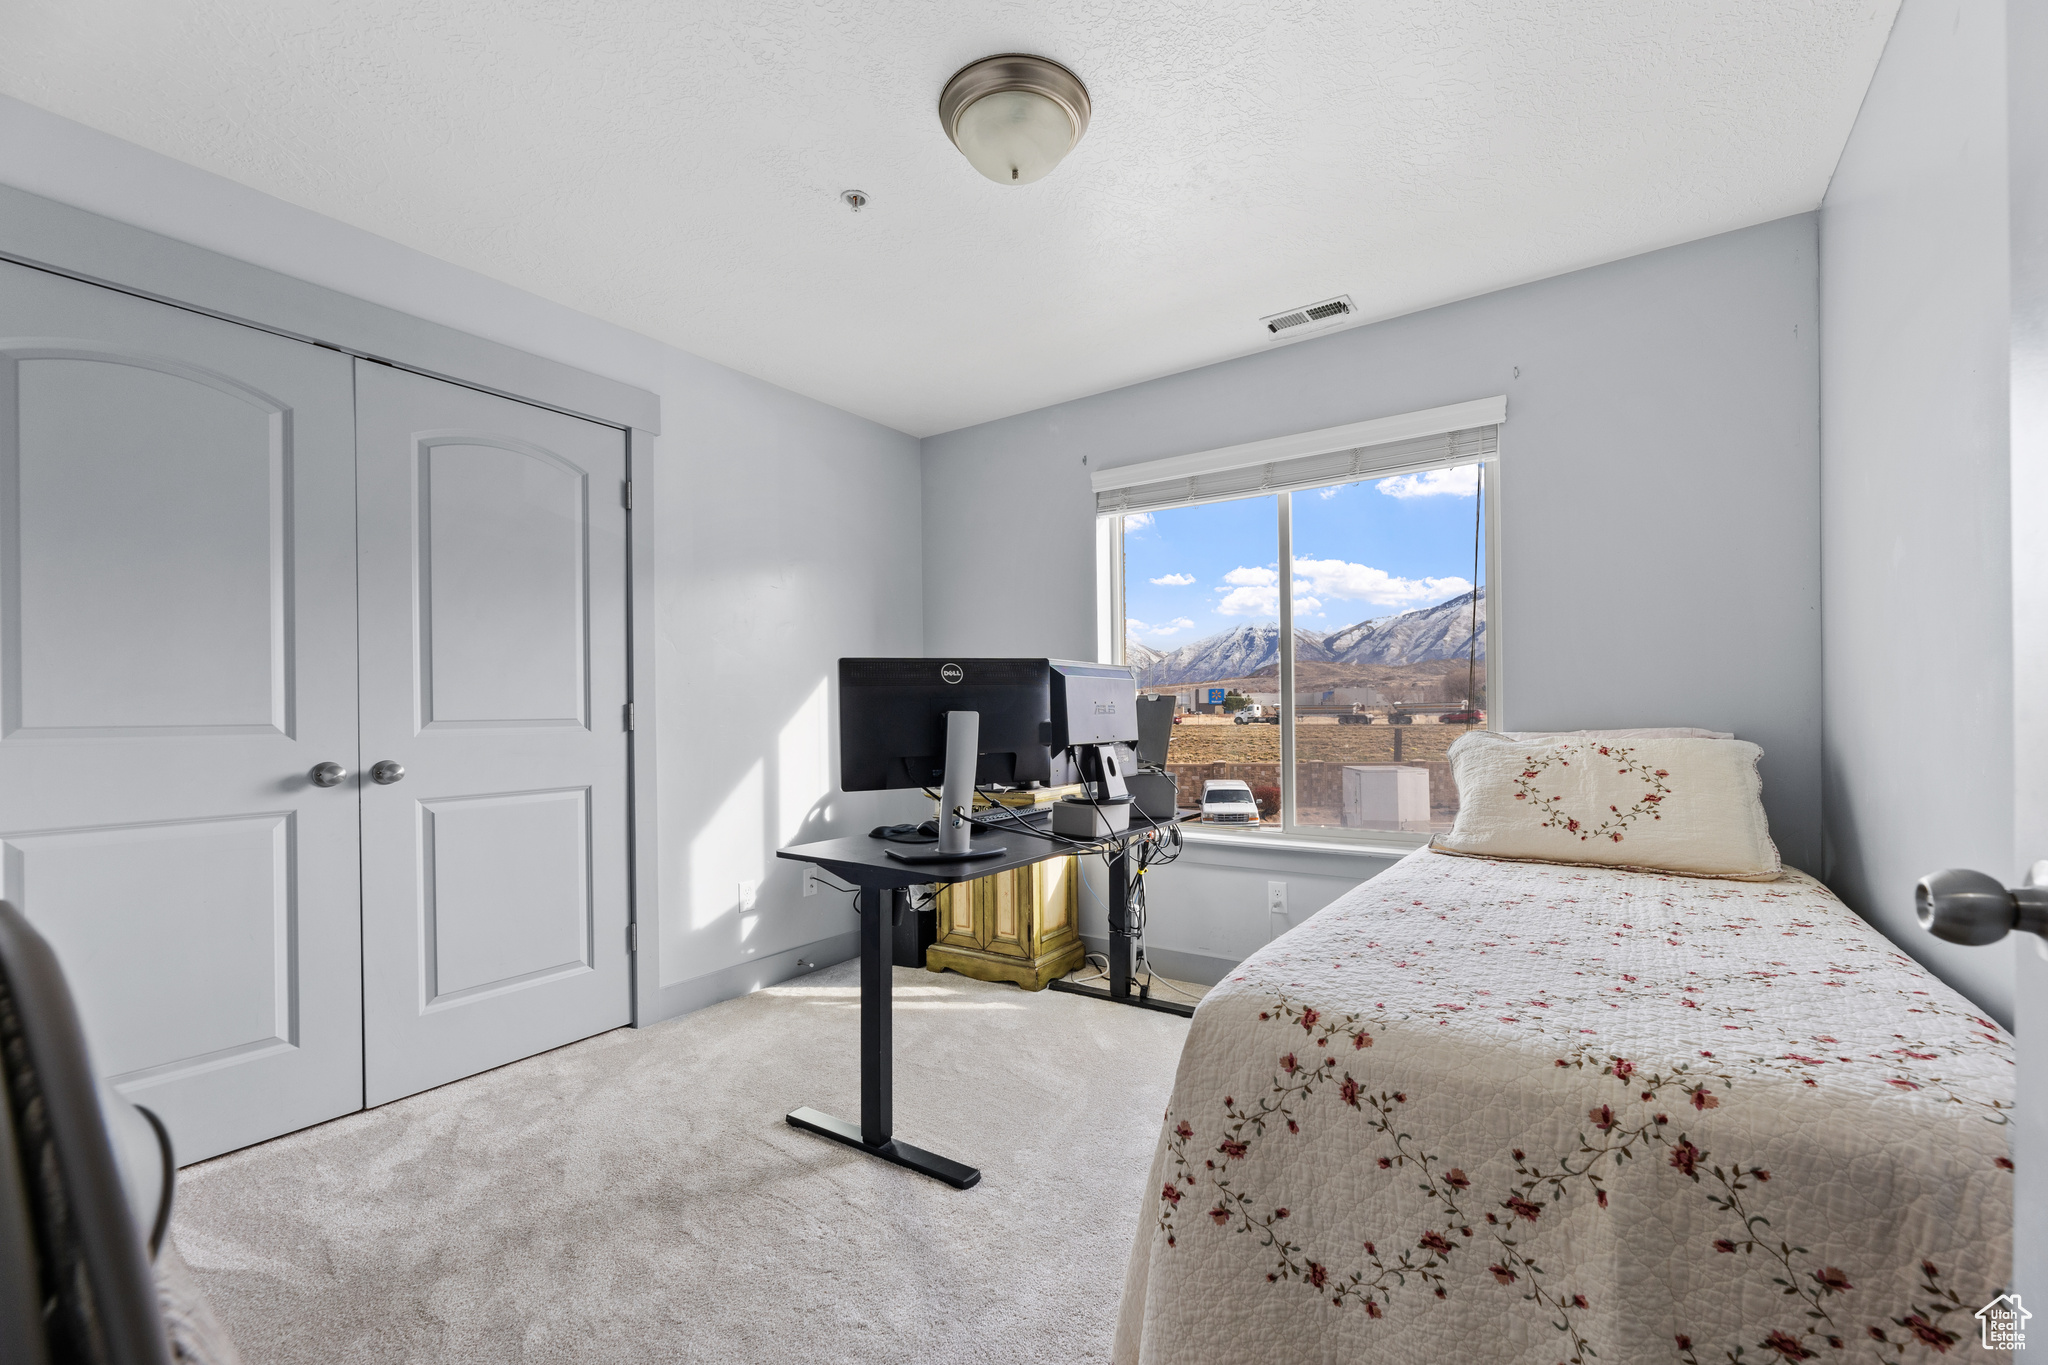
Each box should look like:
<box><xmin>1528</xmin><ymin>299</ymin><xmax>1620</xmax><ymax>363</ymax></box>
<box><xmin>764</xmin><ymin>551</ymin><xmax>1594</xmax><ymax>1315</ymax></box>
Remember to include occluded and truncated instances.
<box><xmin>0</xmin><ymin>261</ymin><xmax>364</xmax><ymax>1162</ymax></box>
<box><xmin>354</xmin><ymin>361</ymin><xmax>630</xmax><ymax>1105</ymax></box>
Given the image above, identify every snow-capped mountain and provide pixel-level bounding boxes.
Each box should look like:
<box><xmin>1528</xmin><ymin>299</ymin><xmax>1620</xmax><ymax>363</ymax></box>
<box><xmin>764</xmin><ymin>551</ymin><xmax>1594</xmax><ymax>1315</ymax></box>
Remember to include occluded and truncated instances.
<box><xmin>1131</xmin><ymin>589</ymin><xmax>1484</xmax><ymax>686</ymax></box>
<box><xmin>1134</xmin><ymin>623</ymin><xmax>1332</xmax><ymax>687</ymax></box>
<box><xmin>1321</xmin><ymin>588</ymin><xmax>1485</xmax><ymax>666</ymax></box>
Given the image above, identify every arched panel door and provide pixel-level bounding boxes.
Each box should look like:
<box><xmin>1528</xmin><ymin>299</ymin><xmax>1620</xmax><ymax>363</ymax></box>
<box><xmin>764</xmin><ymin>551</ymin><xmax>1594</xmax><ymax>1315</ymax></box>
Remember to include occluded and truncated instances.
<box><xmin>353</xmin><ymin>361</ymin><xmax>629</xmax><ymax>1105</ymax></box>
<box><xmin>0</xmin><ymin>261</ymin><xmax>364</xmax><ymax>1161</ymax></box>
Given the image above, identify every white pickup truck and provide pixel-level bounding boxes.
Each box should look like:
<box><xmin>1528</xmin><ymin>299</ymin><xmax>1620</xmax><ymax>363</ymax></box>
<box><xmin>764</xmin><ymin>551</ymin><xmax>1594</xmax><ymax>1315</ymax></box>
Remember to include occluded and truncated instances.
<box><xmin>1200</xmin><ymin>780</ymin><xmax>1261</xmax><ymax>824</ymax></box>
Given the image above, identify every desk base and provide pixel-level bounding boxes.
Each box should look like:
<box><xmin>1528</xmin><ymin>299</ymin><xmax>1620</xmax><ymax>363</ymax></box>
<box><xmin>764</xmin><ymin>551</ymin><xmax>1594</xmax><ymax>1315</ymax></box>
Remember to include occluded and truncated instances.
<box><xmin>1046</xmin><ymin>978</ymin><xmax>1197</xmax><ymax>1019</ymax></box>
<box><xmin>785</xmin><ymin>1106</ymin><xmax>982</xmax><ymax>1189</ymax></box>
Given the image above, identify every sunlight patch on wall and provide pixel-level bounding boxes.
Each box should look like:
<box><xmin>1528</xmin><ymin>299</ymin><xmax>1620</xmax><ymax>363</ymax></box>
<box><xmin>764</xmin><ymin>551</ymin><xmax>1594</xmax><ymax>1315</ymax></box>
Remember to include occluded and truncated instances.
<box><xmin>689</xmin><ymin>758</ymin><xmax>764</xmax><ymax>931</ymax></box>
<box><xmin>778</xmin><ymin>676</ymin><xmax>831</xmax><ymax>846</ymax></box>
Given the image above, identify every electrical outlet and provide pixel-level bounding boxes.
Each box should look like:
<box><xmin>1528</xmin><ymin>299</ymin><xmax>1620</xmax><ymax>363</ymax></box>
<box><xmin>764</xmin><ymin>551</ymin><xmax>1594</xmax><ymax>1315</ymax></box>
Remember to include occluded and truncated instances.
<box><xmin>803</xmin><ymin>866</ymin><xmax>820</xmax><ymax>897</ymax></box>
<box><xmin>1267</xmin><ymin>881</ymin><xmax>1289</xmax><ymax>945</ymax></box>
<box><xmin>738</xmin><ymin>879</ymin><xmax>759</xmax><ymax>912</ymax></box>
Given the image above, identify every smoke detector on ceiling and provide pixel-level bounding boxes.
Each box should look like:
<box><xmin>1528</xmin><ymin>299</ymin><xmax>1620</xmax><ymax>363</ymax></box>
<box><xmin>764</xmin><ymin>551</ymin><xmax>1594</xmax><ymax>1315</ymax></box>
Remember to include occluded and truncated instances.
<box><xmin>1261</xmin><ymin>295</ymin><xmax>1355</xmax><ymax>338</ymax></box>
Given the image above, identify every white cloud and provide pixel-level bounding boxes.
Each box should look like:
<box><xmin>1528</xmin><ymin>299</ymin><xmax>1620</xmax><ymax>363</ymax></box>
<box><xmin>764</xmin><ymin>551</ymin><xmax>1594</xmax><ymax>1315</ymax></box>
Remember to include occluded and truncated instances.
<box><xmin>1215</xmin><ymin>585</ymin><xmax>1278</xmax><ymax>616</ymax></box>
<box><xmin>1376</xmin><ymin>466</ymin><xmax>1479</xmax><ymax>499</ymax></box>
<box><xmin>1149</xmin><ymin>572</ymin><xmax>1196</xmax><ymax>586</ymax></box>
<box><xmin>1291</xmin><ymin>557</ymin><xmax>1471</xmax><ymax>607</ymax></box>
<box><xmin>1215</xmin><ymin>564</ymin><xmax>1281</xmax><ymax>616</ymax></box>
<box><xmin>1124</xmin><ymin>511</ymin><xmax>1154</xmax><ymax>529</ymax></box>
<box><xmin>1127</xmin><ymin>615</ymin><xmax>1196</xmax><ymax>639</ymax></box>
<box><xmin>1317</xmin><ymin>485</ymin><xmax>1343</xmax><ymax>500</ymax></box>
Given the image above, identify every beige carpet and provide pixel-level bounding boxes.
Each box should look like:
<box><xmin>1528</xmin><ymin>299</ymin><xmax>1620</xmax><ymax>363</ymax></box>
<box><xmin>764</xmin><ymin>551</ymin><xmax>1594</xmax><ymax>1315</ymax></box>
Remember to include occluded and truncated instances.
<box><xmin>169</xmin><ymin>962</ymin><xmax>1194</xmax><ymax>1364</ymax></box>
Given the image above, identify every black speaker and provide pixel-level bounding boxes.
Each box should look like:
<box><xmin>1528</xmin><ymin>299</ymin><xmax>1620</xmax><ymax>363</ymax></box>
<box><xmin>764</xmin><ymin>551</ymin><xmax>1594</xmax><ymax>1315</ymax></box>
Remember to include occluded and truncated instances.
<box><xmin>893</xmin><ymin>900</ymin><xmax>938</xmax><ymax>968</ymax></box>
<box><xmin>1128</xmin><ymin>769</ymin><xmax>1180</xmax><ymax>820</ymax></box>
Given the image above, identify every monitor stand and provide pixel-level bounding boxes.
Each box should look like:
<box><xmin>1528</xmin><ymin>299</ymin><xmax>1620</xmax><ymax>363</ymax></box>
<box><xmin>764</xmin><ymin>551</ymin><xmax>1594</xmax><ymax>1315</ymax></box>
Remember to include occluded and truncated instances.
<box><xmin>886</xmin><ymin>708</ymin><xmax>1004</xmax><ymax>864</ymax></box>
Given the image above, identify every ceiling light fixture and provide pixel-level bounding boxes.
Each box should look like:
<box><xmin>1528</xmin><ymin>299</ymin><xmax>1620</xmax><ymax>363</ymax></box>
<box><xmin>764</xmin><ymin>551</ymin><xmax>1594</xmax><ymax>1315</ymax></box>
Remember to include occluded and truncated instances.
<box><xmin>938</xmin><ymin>54</ymin><xmax>1091</xmax><ymax>186</ymax></box>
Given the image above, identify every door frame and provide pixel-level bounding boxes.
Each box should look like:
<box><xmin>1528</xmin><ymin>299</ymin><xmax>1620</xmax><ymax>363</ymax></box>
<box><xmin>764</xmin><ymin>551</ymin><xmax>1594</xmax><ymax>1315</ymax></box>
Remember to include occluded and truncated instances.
<box><xmin>0</xmin><ymin>185</ymin><xmax>666</xmax><ymax>1028</ymax></box>
<box><xmin>2010</xmin><ymin>0</ymin><xmax>2048</xmax><ymax>1311</ymax></box>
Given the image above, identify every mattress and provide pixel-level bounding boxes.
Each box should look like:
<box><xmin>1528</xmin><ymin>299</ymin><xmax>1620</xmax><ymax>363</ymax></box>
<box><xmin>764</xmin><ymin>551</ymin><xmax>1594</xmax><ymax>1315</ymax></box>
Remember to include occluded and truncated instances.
<box><xmin>1114</xmin><ymin>849</ymin><xmax>2014</xmax><ymax>1364</ymax></box>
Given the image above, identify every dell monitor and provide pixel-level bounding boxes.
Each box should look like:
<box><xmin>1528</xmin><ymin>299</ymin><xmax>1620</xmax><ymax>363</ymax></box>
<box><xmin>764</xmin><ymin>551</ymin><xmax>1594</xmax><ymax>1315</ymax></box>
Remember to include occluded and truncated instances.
<box><xmin>839</xmin><ymin>658</ymin><xmax>1057</xmax><ymax>863</ymax></box>
<box><xmin>838</xmin><ymin>658</ymin><xmax>1054</xmax><ymax>792</ymax></box>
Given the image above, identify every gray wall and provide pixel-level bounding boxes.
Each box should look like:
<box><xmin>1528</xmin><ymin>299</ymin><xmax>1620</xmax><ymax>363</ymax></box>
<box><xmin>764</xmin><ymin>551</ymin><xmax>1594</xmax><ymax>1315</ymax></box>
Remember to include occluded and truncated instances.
<box><xmin>647</xmin><ymin>352</ymin><xmax>924</xmax><ymax>1013</ymax></box>
<box><xmin>924</xmin><ymin>215</ymin><xmax>1826</xmax><ymax>968</ymax></box>
<box><xmin>0</xmin><ymin>95</ymin><xmax>924</xmax><ymax>1021</ymax></box>
<box><xmin>1818</xmin><ymin>0</ymin><xmax>2015</xmax><ymax>1026</ymax></box>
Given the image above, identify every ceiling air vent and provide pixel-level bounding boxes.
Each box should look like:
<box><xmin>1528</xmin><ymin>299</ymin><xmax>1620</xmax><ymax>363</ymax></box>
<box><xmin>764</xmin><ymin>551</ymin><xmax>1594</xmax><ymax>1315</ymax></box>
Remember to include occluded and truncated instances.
<box><xmin>1261</xmin><ymin>294</ymin><xmax>1355</xmax><ymax>337</ymax></box>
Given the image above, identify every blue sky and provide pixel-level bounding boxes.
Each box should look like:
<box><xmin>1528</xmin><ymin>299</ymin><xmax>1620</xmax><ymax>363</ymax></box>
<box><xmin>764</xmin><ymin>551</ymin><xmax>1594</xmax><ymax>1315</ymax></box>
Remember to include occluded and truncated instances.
<box><xmin>1123</xmin><ymin>464</ymin><xmax>1485</xmax><ymax>648</ymax></box>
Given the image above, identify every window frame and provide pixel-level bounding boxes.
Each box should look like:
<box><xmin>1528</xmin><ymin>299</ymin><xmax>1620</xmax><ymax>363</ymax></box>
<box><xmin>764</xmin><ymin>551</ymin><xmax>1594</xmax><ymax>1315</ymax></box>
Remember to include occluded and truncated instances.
<box><xmin>1104</xmin><ymin>425</ymin><xmax>1503</xmax><ymax>852</ymax></box>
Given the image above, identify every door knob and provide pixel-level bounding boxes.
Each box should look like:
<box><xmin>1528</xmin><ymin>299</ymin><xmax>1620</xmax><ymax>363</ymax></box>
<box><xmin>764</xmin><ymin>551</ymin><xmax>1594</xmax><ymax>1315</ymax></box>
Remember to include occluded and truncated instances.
<box><xmin>309</xmin><ymin>762</ymin><xmax>349</xmax><ymax>788</ymax></box>
<box><xmin>370</xmin><ymin>760</ymin><xmax>405</xmax><ymax>786</ymax></box>
<box><xmin>1915</xmin><ymin>867</ymin><xmax>2048</xmax><ymax>945</ymax></box>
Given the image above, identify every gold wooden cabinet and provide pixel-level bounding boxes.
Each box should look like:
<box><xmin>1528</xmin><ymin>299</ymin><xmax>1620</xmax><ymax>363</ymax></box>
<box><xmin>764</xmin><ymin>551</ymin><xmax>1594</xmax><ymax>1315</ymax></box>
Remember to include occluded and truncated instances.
<box><xmin>926</xmin><ymin>856</ymin><xmax>1084</xmax><ymax>990</ymax></box>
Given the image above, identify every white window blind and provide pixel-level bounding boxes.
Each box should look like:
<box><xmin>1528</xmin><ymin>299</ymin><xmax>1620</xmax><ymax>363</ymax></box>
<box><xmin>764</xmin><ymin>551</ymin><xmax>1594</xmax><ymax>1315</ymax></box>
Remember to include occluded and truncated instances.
<box><xmin>1095</xmin><ymin>425</ymin><xmax>1497</xmax><ymax>517</ymax></box>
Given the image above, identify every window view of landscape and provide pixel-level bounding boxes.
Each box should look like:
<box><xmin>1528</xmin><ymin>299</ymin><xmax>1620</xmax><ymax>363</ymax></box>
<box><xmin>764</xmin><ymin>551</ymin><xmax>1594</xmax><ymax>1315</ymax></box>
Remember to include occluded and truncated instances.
<box><xmin>1122</xmin><ymin>464</ymin><xmax>1486</xmax><ymax>836</ymax></box>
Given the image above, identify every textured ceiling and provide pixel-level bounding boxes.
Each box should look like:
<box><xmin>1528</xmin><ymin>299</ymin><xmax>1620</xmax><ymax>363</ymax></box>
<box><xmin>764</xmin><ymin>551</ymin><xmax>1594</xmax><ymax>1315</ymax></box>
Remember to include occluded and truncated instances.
<box><xmin>0</xmin><ymin>1</ymin><xmax>1898</xmax><ymax>436</ymax></box>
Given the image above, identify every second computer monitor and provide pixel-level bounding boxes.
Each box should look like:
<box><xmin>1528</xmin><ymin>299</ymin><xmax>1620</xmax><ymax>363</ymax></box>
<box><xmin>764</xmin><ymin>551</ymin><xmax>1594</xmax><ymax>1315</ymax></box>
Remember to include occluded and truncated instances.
<box><xmin>1047</xmin><ymin>659</ymin><xmax>1140</xmax><ymax>749</ymax></box>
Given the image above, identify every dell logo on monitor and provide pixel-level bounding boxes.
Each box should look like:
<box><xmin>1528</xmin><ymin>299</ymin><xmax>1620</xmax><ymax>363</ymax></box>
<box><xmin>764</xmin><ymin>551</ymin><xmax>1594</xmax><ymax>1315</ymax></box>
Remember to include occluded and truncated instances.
<box><xmin>940</xmin><ymin>663</ymin><xmax>963</xmax><ymax>684</ymax></box>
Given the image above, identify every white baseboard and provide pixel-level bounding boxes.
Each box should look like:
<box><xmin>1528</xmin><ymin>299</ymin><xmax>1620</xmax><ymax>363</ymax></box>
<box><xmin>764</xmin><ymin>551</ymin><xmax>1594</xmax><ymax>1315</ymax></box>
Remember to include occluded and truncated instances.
<box><xmin>640</xmin><ymin>930</ymin><xmax>861</xmax><ymax>1025</ymax></box>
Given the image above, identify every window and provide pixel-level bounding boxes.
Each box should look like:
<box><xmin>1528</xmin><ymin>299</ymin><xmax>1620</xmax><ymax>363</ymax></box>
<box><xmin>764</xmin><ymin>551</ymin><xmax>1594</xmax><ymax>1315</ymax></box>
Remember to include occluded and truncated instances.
<box><xmin>1102</xmin><ymin>409</ymin><xmax>1498</xmax><ymax>844</ymax></box>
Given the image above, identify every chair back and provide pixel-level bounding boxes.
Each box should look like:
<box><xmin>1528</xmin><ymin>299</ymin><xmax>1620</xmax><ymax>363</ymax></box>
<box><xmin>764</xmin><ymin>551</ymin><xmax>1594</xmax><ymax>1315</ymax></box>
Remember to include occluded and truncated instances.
<box><xmin>0</xmin><ymin>899</ymin><xmax>172</xmax><ymax>1365</ymax></box>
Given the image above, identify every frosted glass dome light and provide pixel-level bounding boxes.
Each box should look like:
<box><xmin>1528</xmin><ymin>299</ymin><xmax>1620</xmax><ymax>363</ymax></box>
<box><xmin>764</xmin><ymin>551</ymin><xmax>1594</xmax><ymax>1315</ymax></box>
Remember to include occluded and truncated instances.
<box><xmin>939</xmin><ymin>55</ymin><xmax>1091</xmax><ymax>187</ymax></box>
<box><xmin>954</xmin><ymin>90</ymin><xmax>1075</xmax><ymax>185</ymax></box>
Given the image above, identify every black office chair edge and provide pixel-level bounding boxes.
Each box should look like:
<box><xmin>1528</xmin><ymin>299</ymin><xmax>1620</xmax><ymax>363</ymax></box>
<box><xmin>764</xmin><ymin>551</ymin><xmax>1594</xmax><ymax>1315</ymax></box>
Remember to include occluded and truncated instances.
<box><xmin>0</xmin><ymin>899</ymin><xmax>173</xmax><ymax>1365</ymax></box>
<box><xmin>133</xmin><ymin>1104</ymin><xmax>175</xmax><ymax>1262</ymax></box>
<box><xmin>0</xmin><ymin>1050</ymin><xmax>50</xmax><ymax>1365</ymax></box>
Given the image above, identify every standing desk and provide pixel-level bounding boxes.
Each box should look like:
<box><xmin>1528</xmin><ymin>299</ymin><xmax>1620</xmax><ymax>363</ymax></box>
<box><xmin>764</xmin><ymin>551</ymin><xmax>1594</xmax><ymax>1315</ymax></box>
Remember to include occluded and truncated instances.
<box><xmin>775</xmin><ymin>811</ymin><xmax>1191</xmax><ymax>1189</ymax></box>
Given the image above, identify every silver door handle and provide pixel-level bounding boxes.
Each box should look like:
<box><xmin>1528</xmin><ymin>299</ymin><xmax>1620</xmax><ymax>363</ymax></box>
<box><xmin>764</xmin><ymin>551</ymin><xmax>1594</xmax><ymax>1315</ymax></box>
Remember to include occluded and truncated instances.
<box><xmin>370</xmin><ymin>760</ymin><xmax>405</xmax><ymax>786</ymax></box>
<box><xmin>309</xmin><ymin>762</ymin><xmax>349</xmax><ymax>788</ymax></box>
<box><xmin>1916</xmin><ymin>867</ymin><xmax>2048</xmax><ymax>945</ymax></box>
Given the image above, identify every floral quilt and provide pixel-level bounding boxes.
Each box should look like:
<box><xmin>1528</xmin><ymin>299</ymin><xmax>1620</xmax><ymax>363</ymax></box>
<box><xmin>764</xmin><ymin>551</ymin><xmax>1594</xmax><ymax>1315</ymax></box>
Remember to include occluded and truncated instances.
<box><xmin>1114</xmin><ymin>850</ymin><xmax>2014</xmax><ymax>1365</ymax></box>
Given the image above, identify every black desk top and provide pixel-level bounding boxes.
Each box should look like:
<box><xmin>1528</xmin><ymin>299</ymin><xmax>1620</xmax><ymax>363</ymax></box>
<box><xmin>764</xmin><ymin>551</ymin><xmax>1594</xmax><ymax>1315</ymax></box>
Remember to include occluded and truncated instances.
<box><xmin>778</xmin><ymin>810</ymin><xmax>1193</xmax><ymax>888</ymax></box>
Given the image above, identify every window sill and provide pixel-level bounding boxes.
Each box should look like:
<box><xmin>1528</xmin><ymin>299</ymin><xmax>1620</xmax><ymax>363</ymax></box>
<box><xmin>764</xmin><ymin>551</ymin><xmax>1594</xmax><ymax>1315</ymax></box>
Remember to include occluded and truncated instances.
<box><xmin>1176</xmin><ymin>826</ymin><xmax>1425</xmax><ymax>863</ymax></box>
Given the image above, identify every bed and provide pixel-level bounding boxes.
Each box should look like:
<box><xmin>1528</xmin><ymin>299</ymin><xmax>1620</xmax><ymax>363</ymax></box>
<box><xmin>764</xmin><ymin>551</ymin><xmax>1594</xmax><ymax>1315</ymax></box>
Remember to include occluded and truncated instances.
<box><xmin>1113</xmin><ymin>846</ymin><xmax>2015</xmax><ymax>1364</ymax></box>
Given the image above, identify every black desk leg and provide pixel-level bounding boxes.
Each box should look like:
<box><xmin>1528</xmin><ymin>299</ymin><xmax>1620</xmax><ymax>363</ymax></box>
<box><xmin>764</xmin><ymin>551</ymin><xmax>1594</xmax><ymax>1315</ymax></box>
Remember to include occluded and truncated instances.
<box><xmin>1108</xmin><ymin>844</ymin><xmax>1132</xmax><ymax>1001</ymax></box>
<box><xmin>1047</xmin><ymin>836</ymin><xmax>1196</xmax><ymax>1019</ymax></box>
<box><xmin>785</xmin><ymin>885</ymin><xmax>982</xmax><ymax>1189</ymax></box>
<box><xmin>860</xmin><ymin>883</ymin><xmax>892</xmax><ymax>1145</ymax></box>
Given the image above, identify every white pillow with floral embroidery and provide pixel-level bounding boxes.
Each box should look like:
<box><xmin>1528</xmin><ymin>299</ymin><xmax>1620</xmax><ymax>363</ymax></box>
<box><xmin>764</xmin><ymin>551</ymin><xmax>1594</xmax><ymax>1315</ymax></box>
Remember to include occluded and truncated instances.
<box><xmin>1430</xmin><ymin>731</ymin><xmax>1781</xmax><ymax>880</ymax></box>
